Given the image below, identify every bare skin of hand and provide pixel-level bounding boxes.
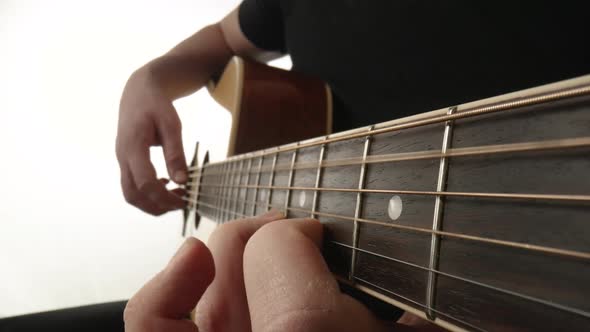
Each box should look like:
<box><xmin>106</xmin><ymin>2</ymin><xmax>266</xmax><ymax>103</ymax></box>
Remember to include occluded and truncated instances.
<box><xmin>116</xmin><ymin>68</ymin><xmax>187</xmax><ymax>215</ymax></box>
<box><xmin>124</xmin><ymin>211</ymin><xmax>442</xmax><ymax>332</ymax></box>
<box><xmin>116</xmin><ymin>23</ymin><xmax>234</xmax><ymax>216</ymax></box>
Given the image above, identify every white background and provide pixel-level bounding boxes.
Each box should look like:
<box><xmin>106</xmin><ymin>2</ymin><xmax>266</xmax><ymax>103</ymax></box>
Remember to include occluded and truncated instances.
<box><xmin>0</xmin><ymin>0</ymin><xmax>289</xmax><ymax>317</ymax></box>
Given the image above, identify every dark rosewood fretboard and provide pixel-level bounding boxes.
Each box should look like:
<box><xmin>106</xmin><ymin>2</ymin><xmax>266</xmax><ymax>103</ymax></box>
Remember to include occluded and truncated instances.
<box><xmin>185</xmin><ymin>80</ymin><xmax>590</xmax><ymax>332</ymax></box>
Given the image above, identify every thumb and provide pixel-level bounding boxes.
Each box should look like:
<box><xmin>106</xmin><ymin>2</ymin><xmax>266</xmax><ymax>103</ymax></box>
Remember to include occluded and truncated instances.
<box><xmin>157</xmin><ymin>106</ymin><xmax>188</xmax><ymax>184</ymax></box>
<box><xmin>124</xmin><ymin>238</ymin><xmax>215</xmax><ymax>330</ymax></box>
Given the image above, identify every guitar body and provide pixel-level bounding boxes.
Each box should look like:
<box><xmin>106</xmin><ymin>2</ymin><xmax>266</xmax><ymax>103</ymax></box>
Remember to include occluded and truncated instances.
<box><xmin>183</xmin><ymin>56</ymin><xmax>331</xmax><ymax>234</ymax></box>
<box><xmin>185</xmin><ymin>57</ymin><xmax>590</xmax><ymax>331</ymax></box>
<box><xmin>207</xmin><ymin>57</ymin><xmax>332</xmax><ymax>156</ymax></box>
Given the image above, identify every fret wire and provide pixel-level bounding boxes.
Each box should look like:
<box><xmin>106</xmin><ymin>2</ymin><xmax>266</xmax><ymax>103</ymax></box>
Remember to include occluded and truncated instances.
<box><xmin>237</xmin><ymin>159</ymin><xmax>245</xmax><ymax>218</ymax></box>
<box><xmin>221</xmin><ymin>162</ymin><xmax>233</xmax><ymax>223</ymax></box>
<box><xmin>190</xmin><ymin>167</ymin><xmax>200</xmax><ymax>209</ymax></box>
<box><xmin>329</xmin><ymin>239</ymin><xmax>590</xmax><ymax>321</ymax></box>
<box><xmin>298</xmin><ymin>208</ymin><xmax>590</xmax><ymax>260</ymax></box>
<box><xmin>426</xmin><ymin>106</ymin><xmax>456</xmax><ymax>320</ymax></box>
<box><xmin>311</xmin><ymin>140</ymin><xmax>327</xmax><ymax>218</ymax></box>
<box><xmin>230</xmin><ymin>159</ymin><xmax>244</xmax><ymax>220</ymax></box>
<box><xmin>251</xmin><ymin>157</ymin><xmax>264</xmax><ymax>217</ymax></box>
<box><xmin>189</xmin><ymin>161</ymin><xmax>201</xmax><ymax>211</ymax></box>
<box><xmin>185</xmin><ymin>172</ymin><xmax>195</xmax><ymax>211</ymax></box>
<box><xmin>227</xmin><ymin>161</ymin><xmax>235</xmax><ymax>219</ymax></box>
<box><xmin>184</xmin><ymin>164</ymin><xmax>193</xmax><ymax>210</ymax></box>
<box><xmin>218</xmin><ymin>162</ymin><xmax>227</xmax><ymax>222</ymax></box>
<box><xmin>189</xmin><ymin>136</ymin><xmax>590</xmax><ymax>175</ymax></box>
<box><xmin>231</xmin><ymin>162</ymin><xmax>239</xmax><ymax>219</ymax></box>
<box><xmin>211</xmin><ymin>164</ymin><xmax>219</xmax><ymax>221</ymax></box>
<box><xmin>224</xmin><ymin>162</ymin><xmax>236</xmax><ymax>222</ymax></box>
<box><xmin>284</xmin><ymin>145</ymin><xmax>299</xmax><ymax>216</ymax></box>
<box><xmin>202</xmin><ymin>166</ymin><xmax>212</xmax><ymax>217</ymax></box>
<box><xmin>214</xmin><ymin>163</ymin><xmax>226</xmax><ymax>222</ymax></box>
<box><xmin>187</xmin><ymin>192</ymin><xmax>590</xmax><ymax>323</ymax></box>
<box><xmin>189</xmin><ymin>84</ymin><xmax>590</xmax><ymax>170</ymax></box>
<box><xmin>231</xmin><ymin>160</ymin><xmax>239</xmax><ymax>219</ymax></box>
<box><xmin>345</xmin><ymin>276</ymin><xmax>488</xmax><ymax>332</ymax></box>
<box><xmin>221</xmin><ymin>162</ymin><xmax>230</xmax><ymax>221</ymax></box>
<box><xmin>187</xmin><ymin>191</ymin><xmax>590</xmax><ymax>261</ymax></box>
<box><xmin>332</xmin><ymin>240</ymin><xmax>428</xmax><ymax>271</ymax></box>
<box><xmin>196</xmin><ymin>166</ymin><xmax>206</xmax><ymax>212</ymax></box>
<box><xmin>188</xmin><ymin>198</ymin><xmax>247</xmax><ymax>219</ymax></box>
<box><xmin>241</xmin><ymin>158</ymin><xmax>253</xmax><ymax>217</ymax></box>
<box><xmin>195</xmin><ymin>183</ymin><xmax>590</xmax><ymax>203</ymax></box>
<box><xmin>230</xmin><ymin>161</ymin><xmax>239</xmax><ymax>220</ymax></box>
<box><xmin>350</xmin><ymin>126</ymin><xmax>374</xmax><ymax>281</ymax></box>
<box><xmin>266</xmin><ymin>154</ymin><xmax>278</xmax><ymax>212</ymax></box>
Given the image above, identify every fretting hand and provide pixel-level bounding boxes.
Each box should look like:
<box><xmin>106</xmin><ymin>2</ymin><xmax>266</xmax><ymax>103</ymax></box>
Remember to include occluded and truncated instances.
<box><xmin>124</xmin><ymin>211</ymin><xmax>433</xmax><ymax>332</ymax></box>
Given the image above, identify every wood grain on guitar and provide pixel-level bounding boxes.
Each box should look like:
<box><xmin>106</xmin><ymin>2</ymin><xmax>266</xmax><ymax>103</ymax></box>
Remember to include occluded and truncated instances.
<box><xmin>206</xmin><ymin>56</ymin><xmax>332</xmax><ymax>156</ymax></box>
<box><xmin>185</xmin><ymin>57</ymin><xmax>590</xmax><ymax>332</ymax></box>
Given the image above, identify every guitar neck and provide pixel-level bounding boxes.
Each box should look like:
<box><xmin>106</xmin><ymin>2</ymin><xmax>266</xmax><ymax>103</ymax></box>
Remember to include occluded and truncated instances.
<box><xmin>185</xmin><ymin>77</ymin><xmax>590</xmax><ymax>331</ymax></box>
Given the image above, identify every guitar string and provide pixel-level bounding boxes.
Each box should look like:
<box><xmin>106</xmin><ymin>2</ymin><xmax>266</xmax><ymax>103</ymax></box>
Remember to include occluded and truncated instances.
<box><xmin>186</xmin><ymin>198</ymin><xmax>590</xmax><ymax>320</ymax></box>
<box><xmin>336</xmin><ymin>275</ymin><xmax>489</xmax><ymax>332</ymax></box>
<box><xmin>191</xmin><ymin>183</ymin><xmax>590</xmax><ymax>203</ymax></box>
<box><xmin>179</xmin><ymin>83</ymin><xmax>588</xmax><ymax>326</ymax></box>
<box><xmin>187</xmin><ymin>83</ymin><xmax>590</xmax><ymax>171</ymax></box>
<box><xmin>331</xmin><ymin>241</ymin><xmax>590</xmax><ymax>320</ymax></box>
<box><xmin>187</xmin><ymin>136</ymin><xmax>590</xmax><ymax>176</ymax></box>
<box><xmin>184</xmin><ymin>192</ymin><xmax>590</xmax><ymax>260</ymax></box>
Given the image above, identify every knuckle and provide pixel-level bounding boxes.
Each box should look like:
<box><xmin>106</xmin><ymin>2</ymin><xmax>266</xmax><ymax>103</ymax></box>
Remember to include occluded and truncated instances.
<box><xmin>244</xmin><ymin>223</ymin><xmax>277</xmax><ymax>256</ymax></box>
<box><xmin>151</xmin><ymin>208</ymin><xmax>166</xmax><ymax>216</ymax></box>
<box><xmin>165</xmin><ymin>151</ymin><xmax>185</xmax><ymax>166</ymax></box>
<box><xmin>256</xmin><ymin>219</ymin><xmax>291</xmax><ymax>237</ymax></box>
<box><xmin>195</xmin><ymin>301</ymin><xmax>230</xmax><ymax>332</ymax></box>
<box><xmin>246</xmin><ymin>218</ymin><xmax>321</xmax><ymax>254</ymax></box>
<box><xmin>210</xmin><ymin>220</ymin><xmax>250</xmax><ymax>245</ymax></box>
<box><xmin>123</xmin><ymin>300</ymin><xmax>140</xmax><ymax>324</ymax></box>
<box><xmin>161</xmin><ymin>113</ymin><xmax>181</xmax><ymax>131</ymax></box>
<box><xmin>123</xmin><ymin>191</ymin><xmax>138</xmax><ymax>205</ymax></box>
<box><xmin>262</xmin><ymin>309</ymin><xmax>333</xmax><ymax>332</ymax></box>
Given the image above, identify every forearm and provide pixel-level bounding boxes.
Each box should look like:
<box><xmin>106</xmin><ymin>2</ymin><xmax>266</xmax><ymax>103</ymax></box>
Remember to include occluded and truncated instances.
<box><xmin>138</xmin><ymin>23</ymin><xmax>235</xmax><ymax>100</ymax></box>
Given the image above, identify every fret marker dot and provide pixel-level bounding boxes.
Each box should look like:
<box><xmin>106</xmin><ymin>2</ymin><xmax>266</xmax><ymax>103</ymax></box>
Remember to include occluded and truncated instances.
<box><xmin>260</xmin><ymin>191</ymin><xmax>266</xmax><ymax>201</ymax></box>
<box><xmin>388</xmin><ymin>196</ymin><xmax>403</xmax><ymax>221</ymax></box>
<box><xmin>299</xmin><ymin>191</ymin><xmax>307</xmax><ymax>208</ymax></box>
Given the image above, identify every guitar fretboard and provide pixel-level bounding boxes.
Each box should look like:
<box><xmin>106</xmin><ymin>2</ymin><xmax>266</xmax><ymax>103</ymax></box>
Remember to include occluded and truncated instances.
<box><xmin>185</xmin><ymin>82</ymin><xmax>590</xmax><ymax>331</ymax></box>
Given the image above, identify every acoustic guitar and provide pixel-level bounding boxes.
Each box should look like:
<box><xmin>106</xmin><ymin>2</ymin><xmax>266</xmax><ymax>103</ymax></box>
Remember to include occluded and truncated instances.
<box><xmin>181</xmin><ymin>57</ymin><xmax>590</xmax><ymax>331</ymax></box>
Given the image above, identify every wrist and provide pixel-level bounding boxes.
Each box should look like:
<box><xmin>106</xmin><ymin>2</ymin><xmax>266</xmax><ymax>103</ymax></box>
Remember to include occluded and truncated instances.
<box><xmin>142</xmin><ymin>56</ymin><xmax>206</xmax><ymax>100</ymax></box>
<box><xmin>128</xmin><ymin>62</ymin><xmax>171</xmax><ymax>100</ymax></box>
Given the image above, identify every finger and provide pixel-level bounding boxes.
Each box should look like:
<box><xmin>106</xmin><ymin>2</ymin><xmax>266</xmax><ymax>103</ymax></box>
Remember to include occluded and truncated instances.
<box><xmin>141</xmin><ymin>180</ymin><xmax>186</xmax><ymax>212</ymax></box>
<box><xmin>244</xmin><ymin>219</ymin><xmax>387</xmax><ymax>332</ymax></box>
<box><xmin>195</xmin><ymin>210</ymin><xmax>285</xmax><ymax>332</ymax></box>
<box><xmin>157</xmin><ymin>108</ymin><xmax>188</xmax><ymax>184</ymax></box>
<box><xmin>128</xmin><ymin>147</ymin><xmax>158</xmax><ymax>192</ymax></box>
<box><xmin>124</xmin><ymin>237</ymin><xmax>214</xmax><ymax>332</ymax></box>
<box><xmin>171</xmin><ymin>187</ymin><xmax>187</xmax><ymax>197</ymax></box>
<box><xmin>121</xmin><ymin>164</ymin><xmax>168</xmax><ymax>215</ymax></box>
<box><xmin>127</xmin><ymin>149</ymin><xmax>185</xmax><ymax>213</ymax></box>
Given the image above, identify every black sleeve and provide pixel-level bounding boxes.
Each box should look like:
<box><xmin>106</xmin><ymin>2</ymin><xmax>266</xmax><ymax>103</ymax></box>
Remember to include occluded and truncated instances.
<box><xmin>238</xmin><ymin>0</ymin><xmax>287</xmax><ymax>53</ymax></box>
<box><xmin>0</xmin><ymin>301</ymin><xmax>127</xmax><ymax>332</ymax></box>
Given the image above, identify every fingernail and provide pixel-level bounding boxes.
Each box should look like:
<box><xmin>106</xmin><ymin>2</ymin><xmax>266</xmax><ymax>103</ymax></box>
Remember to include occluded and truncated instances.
<box><xmin>174</xmin><ymin>170</ymin><xmax>187</xmax><ymax>183</ymax></box>
<box><xmin>260</xmin><ymin>209</ymin><xmax>284</xmax><ymax>219</ymax></box>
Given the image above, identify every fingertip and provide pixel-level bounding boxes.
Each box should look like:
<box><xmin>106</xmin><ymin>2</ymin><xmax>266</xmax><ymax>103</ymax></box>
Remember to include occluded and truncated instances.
<box><xmin>306</xmin><ymin>217</ymin><xmax>321</xmax><ymax>224</ymax></box>
<box><xmin>142</xmin><ymin>237</ymin><xmax>215</xmax><ymax>320</ymax></box>
<box><xmin>259</xmin><ymin>209</ymin><xmax>285</xmax><ymax>220</ymax></box>
<box><xmin>173</xmin><ymin>170</ymin><xmax>188</xmax><ymax>183</ymax></box>
<box><xmin>171</xmin><ymin>187</ymin><xmax>187</xmax><ymax>196</ymax></box>
<box><xmin>170</xmin><ymin>237</ymin><xmax>215</xmax><ymax>279</ymax></box>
